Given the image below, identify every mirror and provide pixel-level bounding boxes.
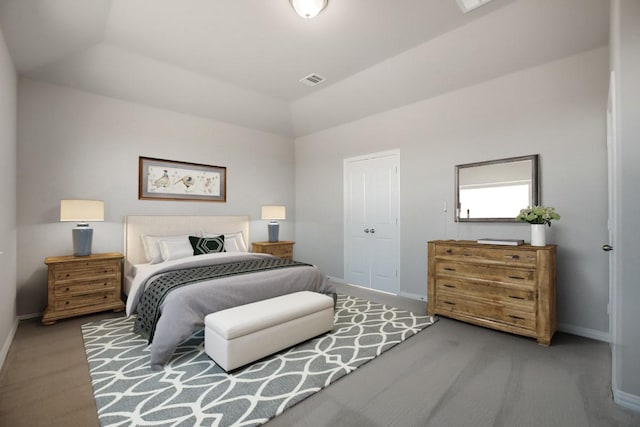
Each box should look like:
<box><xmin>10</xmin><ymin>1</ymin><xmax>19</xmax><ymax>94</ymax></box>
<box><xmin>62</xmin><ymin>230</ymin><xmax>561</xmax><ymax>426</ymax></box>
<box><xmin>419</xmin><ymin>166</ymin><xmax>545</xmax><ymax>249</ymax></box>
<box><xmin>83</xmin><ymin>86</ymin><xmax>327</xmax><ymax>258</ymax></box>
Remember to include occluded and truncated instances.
<box><xmin>455</xmin><ymin>154</ymin><xmax>539</xmax><ymax>222</ymax></box>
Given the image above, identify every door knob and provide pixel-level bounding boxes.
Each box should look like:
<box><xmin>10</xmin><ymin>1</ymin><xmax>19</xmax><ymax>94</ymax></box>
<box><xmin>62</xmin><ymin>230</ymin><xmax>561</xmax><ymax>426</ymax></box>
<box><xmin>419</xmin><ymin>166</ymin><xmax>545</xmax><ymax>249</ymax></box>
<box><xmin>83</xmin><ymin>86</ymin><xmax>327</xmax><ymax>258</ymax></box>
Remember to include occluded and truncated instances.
<box><xmin>370</xmin><ymin>228</ymin><xmax>375</xmax><ymax>234</ymax></box>
<box><xmin>602</xmin><ymin>244</ymin><xmax>614</xmax><ymax>252</ymax></box>
<box><xmin>364</xmin><ymin>229</ymin><xmax>370</xmax><ymax>233</ymax></box>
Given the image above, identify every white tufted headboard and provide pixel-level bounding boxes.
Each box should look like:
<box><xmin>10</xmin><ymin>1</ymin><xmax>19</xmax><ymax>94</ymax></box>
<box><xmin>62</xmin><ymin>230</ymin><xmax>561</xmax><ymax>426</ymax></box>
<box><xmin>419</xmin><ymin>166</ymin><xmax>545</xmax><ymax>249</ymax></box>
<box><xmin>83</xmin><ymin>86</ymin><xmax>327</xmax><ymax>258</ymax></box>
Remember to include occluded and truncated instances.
<box><xmin>124</xmin><ymin>215</ymin><xmax>250</xmax><ymax>271</ymax></box>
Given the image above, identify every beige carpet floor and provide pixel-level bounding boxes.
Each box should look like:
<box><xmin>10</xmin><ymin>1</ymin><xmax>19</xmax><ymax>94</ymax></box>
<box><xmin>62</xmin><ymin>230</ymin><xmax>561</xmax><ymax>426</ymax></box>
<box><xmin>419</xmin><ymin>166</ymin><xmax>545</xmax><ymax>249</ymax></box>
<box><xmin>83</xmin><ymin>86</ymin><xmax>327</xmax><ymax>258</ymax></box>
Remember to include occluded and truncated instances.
<box><xmin>1</xmin><ymin>282</ymin><xmax>639</xmax><ymax>427</ymax></box>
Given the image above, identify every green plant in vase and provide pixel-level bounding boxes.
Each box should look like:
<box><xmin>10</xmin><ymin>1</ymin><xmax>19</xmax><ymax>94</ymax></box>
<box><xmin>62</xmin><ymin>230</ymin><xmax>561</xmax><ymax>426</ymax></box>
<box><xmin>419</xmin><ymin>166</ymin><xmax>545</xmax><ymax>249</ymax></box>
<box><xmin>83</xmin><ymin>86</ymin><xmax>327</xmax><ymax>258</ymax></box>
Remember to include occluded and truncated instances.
<box><xmin>516</xmin><ymin>206</ymin><xmax>561</xmax><ymax>227</ymax></box>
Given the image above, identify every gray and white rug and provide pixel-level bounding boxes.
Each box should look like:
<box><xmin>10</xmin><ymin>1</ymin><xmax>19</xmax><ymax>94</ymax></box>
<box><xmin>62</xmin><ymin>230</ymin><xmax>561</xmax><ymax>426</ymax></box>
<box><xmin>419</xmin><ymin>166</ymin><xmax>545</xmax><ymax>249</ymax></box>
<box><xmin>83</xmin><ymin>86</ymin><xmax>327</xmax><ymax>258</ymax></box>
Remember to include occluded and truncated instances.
<box><xmin>81</xmin><ymin>294</ymin><xmax>437</xmax><ymax>427</ymax></box>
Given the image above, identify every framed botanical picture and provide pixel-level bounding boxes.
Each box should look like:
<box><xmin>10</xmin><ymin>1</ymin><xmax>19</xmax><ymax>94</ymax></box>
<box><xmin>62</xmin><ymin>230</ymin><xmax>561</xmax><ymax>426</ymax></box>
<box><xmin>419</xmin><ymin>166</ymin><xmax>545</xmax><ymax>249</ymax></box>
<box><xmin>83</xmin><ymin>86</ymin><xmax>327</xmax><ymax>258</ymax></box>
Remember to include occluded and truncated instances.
<box><xmin>138</xmin><ymin>156</ymin><xmax>227</xmax><ymax>202</ymax></box>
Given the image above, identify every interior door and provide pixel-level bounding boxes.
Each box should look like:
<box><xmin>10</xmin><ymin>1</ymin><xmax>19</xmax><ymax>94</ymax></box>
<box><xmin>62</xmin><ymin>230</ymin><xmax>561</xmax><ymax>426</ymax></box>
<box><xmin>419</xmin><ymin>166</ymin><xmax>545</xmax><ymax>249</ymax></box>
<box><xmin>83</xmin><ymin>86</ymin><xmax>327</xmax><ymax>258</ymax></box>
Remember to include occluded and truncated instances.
<box><xmin>344</xmin><ymin>152</ymin><xmax>399</xmax><ymax>294</ymax></box>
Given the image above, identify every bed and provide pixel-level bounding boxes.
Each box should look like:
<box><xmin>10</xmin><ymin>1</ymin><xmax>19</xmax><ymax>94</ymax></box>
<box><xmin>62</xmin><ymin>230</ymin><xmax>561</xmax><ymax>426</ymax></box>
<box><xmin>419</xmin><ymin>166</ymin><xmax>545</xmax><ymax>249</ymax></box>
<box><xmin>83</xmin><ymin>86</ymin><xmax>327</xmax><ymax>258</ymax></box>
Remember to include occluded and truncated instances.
<box><xmin>123</xmin><ymin>215</ymin><xmax>336</xmax><ymax>370</ymax></box>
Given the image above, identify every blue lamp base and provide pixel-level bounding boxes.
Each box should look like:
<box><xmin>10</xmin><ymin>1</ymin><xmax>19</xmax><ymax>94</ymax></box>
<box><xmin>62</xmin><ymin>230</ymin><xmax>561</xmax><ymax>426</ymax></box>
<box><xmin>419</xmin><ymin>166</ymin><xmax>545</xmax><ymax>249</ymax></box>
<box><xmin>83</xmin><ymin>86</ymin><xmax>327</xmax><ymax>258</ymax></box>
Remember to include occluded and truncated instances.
<box><xmin>72</xmin><ymin>224</ymin><xmax>93</xmax><ymax>256</ymax></box>
<box><xmin>268</xmin><ymin>221</ymin><xmax>279</xmax><ymax>242</ymax></box>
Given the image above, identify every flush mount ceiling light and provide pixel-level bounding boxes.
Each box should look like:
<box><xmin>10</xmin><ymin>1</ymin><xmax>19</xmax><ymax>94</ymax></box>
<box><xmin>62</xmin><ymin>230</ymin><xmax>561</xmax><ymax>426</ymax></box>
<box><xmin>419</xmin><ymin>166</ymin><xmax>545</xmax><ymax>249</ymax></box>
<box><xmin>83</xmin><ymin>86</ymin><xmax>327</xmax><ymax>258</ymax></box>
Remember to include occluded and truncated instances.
<box><xmin>457</xmin><ymin>0</ymin><xmax>494</xmax><ymax>13</ymax></box>
<box><xmin>290</xmin><ymin>0</ymin><xmax>328</xmax><ymax>19</ymax></box>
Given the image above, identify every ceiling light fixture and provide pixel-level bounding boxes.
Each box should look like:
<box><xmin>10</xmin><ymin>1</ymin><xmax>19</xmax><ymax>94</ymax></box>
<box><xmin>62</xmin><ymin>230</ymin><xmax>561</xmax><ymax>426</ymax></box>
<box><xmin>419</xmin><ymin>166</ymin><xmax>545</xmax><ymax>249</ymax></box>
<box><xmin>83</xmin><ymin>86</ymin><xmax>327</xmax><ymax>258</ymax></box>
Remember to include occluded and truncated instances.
<box><xmin>290</xmin><ymin>0</ymin><xmax>328</xmax><ymax>19</ymax></box>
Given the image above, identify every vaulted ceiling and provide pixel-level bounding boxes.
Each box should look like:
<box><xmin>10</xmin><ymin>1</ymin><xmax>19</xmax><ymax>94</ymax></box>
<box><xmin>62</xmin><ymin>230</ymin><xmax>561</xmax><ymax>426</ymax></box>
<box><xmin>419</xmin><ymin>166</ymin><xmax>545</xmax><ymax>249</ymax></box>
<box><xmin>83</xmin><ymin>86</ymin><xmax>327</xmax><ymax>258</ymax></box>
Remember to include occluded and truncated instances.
<box><xmin>0</xmin><ymin>0</ymin><xmax>609</xmax><ymax>136</ymax></box>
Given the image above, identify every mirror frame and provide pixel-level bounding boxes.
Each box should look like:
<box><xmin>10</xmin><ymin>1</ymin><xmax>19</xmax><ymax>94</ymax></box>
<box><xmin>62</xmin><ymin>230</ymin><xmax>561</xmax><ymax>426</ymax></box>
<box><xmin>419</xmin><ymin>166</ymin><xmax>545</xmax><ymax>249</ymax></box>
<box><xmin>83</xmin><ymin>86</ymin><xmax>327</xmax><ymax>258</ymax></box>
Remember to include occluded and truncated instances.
<box><xmin>454</xmin><ymin>154</ymin><xmax>539</xmax><ymax>222</ymax></box>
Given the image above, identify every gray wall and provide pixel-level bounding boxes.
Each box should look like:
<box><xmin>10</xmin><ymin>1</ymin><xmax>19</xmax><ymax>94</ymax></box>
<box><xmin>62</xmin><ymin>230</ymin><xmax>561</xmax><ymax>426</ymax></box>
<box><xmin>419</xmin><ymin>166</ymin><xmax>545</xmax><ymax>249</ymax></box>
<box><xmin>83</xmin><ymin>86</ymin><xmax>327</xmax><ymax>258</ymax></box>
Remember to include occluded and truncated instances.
<box><xmin>611</xmin><ymin>0</ymin><xmax>640</xmax><ymax>408</ymax></box>
<box><xmin>0</xmin><ymin>25</ymin><xmax>17</xmax><ymax>367</ymax></box>
<box><xmin>295</xmin><ymin>47</ymin><xmax>610</xmax><ymax>339</ymax></box>
<box><xmin>16</xmin><ymin>79</ymin><xmax>295</xmax><ymax>316</ymax></box>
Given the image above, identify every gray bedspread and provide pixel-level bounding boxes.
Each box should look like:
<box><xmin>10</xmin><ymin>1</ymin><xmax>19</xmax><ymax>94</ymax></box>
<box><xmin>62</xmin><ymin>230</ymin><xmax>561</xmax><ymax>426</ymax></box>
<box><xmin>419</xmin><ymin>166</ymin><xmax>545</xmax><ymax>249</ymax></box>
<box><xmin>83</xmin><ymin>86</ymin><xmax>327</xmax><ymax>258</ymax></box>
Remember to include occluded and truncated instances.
<box><xmin>126</xmin><ymin>252</ymin><xmax>335</xmax><ymax>370</ymax></box>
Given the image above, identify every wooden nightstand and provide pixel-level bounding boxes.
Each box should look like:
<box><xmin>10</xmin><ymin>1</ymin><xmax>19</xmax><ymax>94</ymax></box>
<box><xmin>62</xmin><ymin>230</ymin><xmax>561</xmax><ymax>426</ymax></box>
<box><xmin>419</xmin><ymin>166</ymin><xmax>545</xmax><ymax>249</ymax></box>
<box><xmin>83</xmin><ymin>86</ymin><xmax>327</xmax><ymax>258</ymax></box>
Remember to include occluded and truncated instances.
<box><xmin>252</xmin><ymin>241</ymin><xmax>295</xmax><ymax>260</ymax></box>
<box><xmin>42</xmin><ymin>252</ymin><xmax>125</xmax><ymax>325</ymax></box>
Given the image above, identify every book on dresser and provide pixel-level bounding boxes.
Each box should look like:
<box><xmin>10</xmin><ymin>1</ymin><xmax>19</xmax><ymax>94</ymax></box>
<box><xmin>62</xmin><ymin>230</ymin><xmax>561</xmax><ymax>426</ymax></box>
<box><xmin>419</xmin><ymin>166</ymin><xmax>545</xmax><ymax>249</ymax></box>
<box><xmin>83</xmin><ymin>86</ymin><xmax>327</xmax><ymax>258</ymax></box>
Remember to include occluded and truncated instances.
<box><xmin>476</xmin><ymin>238</ymin><xmax>524</xmax><ymax>246</ymax></box>
<box><xmin>427</xmin><ymin>240</ymin><xmax>557</xmax><ymax>345</ymax></box>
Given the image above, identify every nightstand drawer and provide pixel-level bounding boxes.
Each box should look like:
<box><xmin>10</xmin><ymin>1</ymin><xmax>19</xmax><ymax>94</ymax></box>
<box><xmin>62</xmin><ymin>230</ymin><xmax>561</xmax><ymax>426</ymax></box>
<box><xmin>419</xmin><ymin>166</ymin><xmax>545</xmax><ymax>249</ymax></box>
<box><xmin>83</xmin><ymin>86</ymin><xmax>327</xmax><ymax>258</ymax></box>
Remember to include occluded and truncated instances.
<box><xmin>54</xmin><ymin>291</ymin><xmax>117</xmax><ymax>311</ymax></box>
<box><xmin>270</xmin><ymin>247</ymin><xmax>293</xmax><ymax>258</ymax></box>
<box><xmin>53</xmin><ymin>261</ymin><xmax>118</xmax><ymax>281</ymax></box>
<box><xmin>252</xmin><ymin>241</ymin><xmax>295</xmax><ymax>260</ymax></box>
<box><xmin>54</xmin><ymin>279</ymin><xmax>117</xmax><ymax>296</ymax></box>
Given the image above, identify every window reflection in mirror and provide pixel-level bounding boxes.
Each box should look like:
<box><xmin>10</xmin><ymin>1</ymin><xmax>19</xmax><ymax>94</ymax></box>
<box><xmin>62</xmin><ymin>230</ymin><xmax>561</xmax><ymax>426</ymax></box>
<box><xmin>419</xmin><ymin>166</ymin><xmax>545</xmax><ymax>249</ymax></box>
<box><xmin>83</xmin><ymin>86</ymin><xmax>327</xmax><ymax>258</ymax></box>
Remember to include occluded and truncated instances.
<box><xmin>455</xmin><ymin>155</ymin><xmax>539</xmax><ymax>222</ymax></box>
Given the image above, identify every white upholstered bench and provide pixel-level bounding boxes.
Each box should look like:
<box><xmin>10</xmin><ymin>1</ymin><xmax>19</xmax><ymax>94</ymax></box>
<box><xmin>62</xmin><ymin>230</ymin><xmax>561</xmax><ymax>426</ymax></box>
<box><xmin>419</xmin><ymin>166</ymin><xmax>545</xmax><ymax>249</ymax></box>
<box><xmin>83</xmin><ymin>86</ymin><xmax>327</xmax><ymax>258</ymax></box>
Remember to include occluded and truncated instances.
<box><xmin>204</xmin><ymin>291</ymin><xmax>335</xmax><ymax>371</ymax></box>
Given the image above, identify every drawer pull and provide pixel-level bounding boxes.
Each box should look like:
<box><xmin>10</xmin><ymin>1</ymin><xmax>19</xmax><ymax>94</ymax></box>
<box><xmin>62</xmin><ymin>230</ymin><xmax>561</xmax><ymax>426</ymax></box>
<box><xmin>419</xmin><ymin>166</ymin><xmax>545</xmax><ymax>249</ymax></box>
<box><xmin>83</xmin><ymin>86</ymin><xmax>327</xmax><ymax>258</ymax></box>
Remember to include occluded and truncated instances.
<box><xmin>508</xmin><ymin>314</ymin><xmax>525</xmax><ymax>320</ymax></box>
<box><xmin>509</xmin><ymin>295</ymin><xmax>525</xmax><ymax>300</ymax></box>
<box><xmin>446</xmin><ymin>249</ymin><xmax>452</xmax><ymax>254</ymax></box>
<box><xmin>444</xmin><ymin>267</ymin><xmax>456</xmax><ymax>272</ymax></box>
<box><xmin>506</xmin><ymin>255</ymin><xmax>520</xmax><ymax>260</ymax></box>
<box><xmin>443</xmin><ymin>301</ymin><xmax>456</xmax><ymax>306</ymax></box>
<box><xmin>462</xmin><ymin>253</ymin><xmax>471</xmax><ymax>257</ymax></box>
<box><xmin>508</xmin><ymin>275</ymin><xmax>525</xmax><ymax>280</ymax></box>
<box><xmin>65</xmin><ymin>301</ymin><xmax>69</xmax><ymax>305</ymax></box>
<box><xmin>443</xmin><ymin>284</ymin><xmax>456</xmax><ymax>288</ymax></box>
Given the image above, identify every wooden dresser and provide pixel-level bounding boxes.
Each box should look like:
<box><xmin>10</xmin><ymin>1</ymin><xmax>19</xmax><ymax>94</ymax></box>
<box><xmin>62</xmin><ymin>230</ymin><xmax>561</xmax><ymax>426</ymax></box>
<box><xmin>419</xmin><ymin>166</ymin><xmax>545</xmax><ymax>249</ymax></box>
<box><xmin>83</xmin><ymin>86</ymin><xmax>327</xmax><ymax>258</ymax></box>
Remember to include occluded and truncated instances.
<box><xmin>427</xmin><ymin>240</ymin><xmax>556</xmax><ymax>345</ymax></box>
<box><xmin>252</xmin><ymin>241</ymin><xmax>295</xmax><ymax>260</ymax></box>
<box><xmin>42</xmin><ymin>252</ymin><xmax>125</xmax><ymax>325</ymax></box>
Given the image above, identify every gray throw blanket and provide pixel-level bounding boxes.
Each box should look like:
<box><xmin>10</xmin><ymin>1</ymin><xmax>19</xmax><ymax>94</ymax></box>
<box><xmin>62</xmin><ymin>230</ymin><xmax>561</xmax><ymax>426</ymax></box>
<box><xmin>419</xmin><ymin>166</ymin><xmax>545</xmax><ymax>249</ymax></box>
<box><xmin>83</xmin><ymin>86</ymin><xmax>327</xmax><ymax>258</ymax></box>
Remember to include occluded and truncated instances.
<box><xmin>134</xmin><ymin>258</ymin><xmax>312</xmax><ymax>343</ymax></box>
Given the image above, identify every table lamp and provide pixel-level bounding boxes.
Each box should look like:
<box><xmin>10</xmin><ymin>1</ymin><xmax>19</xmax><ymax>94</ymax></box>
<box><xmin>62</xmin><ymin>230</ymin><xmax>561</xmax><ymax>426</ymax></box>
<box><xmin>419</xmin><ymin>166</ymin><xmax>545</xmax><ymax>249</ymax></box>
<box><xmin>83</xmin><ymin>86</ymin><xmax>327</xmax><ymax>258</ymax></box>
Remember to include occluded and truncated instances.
<box><xmin>60</xmin><ymin>199</ymin><xmax>104</xmax><ymax>256</ymax></box>
<box><xmin>261</xmin><ymin>205</ymin><xmax>286</xmax><ymax>242</ymax></box>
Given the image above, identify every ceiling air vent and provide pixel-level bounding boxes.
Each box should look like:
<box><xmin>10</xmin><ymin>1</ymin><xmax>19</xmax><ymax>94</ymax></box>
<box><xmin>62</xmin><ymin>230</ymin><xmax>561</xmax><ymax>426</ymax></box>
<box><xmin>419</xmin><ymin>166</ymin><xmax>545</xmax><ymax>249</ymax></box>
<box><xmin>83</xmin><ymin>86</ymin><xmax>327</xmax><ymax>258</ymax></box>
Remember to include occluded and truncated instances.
<box><xmin>299</xmin><ymin>73</ymin><xmax>326</xmax><ymax>87</ymax></box>
<box><xmin>457</xmin><ymin>0</ymin><xmax>493</xmax><ymax>13</ymax></box>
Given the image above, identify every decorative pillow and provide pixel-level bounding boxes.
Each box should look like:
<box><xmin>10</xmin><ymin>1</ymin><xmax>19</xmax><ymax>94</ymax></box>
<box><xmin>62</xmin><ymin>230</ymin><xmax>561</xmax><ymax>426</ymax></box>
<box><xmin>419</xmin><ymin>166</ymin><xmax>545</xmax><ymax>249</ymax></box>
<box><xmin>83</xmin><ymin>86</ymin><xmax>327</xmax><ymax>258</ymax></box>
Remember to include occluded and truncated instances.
<box><xmin>203</xmin><ymin>230</ymin><xmax>247</xmax><ymax>252</ymax></box>
<box><xmin>189</xmin><ymin>235</ymin><xmax>225</xmax><ymax>255</ymax></box>
<box><xmin>158</xmin><ymin>238</ymin><xmax>194</xmax><ymax>262</ymax></box>
<box><xmin>141</xmin><ymin>234</ymin><xmax>193</xmax><ymax>264</ymax></box>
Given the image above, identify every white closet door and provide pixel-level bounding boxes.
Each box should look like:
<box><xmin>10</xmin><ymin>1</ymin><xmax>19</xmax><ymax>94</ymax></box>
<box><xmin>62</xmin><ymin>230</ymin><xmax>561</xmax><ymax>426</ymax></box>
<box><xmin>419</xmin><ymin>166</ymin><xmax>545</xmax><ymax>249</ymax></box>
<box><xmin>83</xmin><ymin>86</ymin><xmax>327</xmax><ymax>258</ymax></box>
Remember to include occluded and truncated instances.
<box><xmin>344</xmin><ymin>151</ymin><xmax>399</xmax><ymax>294</ymax></box>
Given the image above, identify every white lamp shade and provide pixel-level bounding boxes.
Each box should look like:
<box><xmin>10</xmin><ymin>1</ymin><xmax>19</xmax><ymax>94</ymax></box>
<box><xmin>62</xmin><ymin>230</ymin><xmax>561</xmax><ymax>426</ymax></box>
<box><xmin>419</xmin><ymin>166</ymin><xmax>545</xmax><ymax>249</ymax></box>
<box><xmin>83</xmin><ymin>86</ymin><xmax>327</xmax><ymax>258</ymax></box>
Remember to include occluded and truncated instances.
<box><xmin>261</xmin><ymin>205</ymin><xmax>286</xmax><ymax>221</ymax></box>
<box><xmin>60</xmin><ymin>200</ymin><xmax>104</xmax><ymax>222</ymax></box>
<box><xmin>290</xmin><ymin>0</ymin><xmax>328</xmax><ymax>19</ymax></box>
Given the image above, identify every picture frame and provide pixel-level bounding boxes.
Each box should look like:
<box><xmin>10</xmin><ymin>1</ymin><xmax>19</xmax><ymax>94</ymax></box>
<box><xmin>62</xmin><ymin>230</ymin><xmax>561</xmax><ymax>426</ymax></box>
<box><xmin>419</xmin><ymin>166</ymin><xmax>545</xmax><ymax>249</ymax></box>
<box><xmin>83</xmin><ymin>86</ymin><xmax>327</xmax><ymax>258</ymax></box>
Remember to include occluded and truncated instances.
<box><xmin>138</xmin><ymin>156</ymin><xmax>227</xmax><ymax>202</ymax></box>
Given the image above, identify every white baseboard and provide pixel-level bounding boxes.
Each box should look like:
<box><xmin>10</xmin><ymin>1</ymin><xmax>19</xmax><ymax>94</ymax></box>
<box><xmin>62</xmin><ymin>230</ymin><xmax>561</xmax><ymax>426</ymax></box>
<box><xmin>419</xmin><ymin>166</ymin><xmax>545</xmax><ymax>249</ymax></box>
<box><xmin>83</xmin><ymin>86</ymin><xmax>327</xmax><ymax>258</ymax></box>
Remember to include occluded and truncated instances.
<box><xmin>17</xmin><ymin>312</ymin><xmax>41</xmax><ymax>321</ymax></box>
<box><xmin>613</xmin><ymin>388</ymin><xmax>640</xmax><ymax>413</ymax></box>
<box><xmin>0</xmin><ymin>317</ymin><xmax>19</xmax><ymax>372</ymax></box>
<box><xmin>326</xmin><ymin>276</ymin><xmax>349</xmax><ymax>285</ymax></box>
<box><xmin>398</xmin><ymin>291</ymin><xmax>427</xmax><ymax>302</ymax></box>
<box><xmin>557</xmin><ymin>322</ymin><xmax>610</xmax><ymax>343</ymax></box>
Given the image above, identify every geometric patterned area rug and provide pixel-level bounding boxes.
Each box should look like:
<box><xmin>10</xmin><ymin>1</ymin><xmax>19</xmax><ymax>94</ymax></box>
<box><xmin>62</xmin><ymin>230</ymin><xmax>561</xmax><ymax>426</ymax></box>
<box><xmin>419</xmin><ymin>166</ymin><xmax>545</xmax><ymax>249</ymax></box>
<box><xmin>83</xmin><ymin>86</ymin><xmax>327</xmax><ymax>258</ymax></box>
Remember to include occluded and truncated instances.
<box><xmin>81</xmin><ymin>294</ymin><xmax>437</xmax><ymax>427</ymax></box>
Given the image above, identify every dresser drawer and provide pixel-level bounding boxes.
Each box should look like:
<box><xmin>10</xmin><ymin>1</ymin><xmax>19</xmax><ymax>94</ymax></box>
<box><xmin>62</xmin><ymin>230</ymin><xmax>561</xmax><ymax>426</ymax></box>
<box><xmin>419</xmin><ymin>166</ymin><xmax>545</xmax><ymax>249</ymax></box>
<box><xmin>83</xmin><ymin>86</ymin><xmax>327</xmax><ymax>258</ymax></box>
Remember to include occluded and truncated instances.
<box><xmin>436</xmin><ymin>292</ymin><xmax>536</xmax><ymax>331</ymax></box>
<box><xmin>54</xmin><ymin>291</ymin><xmax>117</xmax><ymax>311</ymax></box>
<box><xmin>436</xmin><ymin>261</ymin><xmax>535</xmax><ymax>289</ymax></box>
<box><xmin>435</xmin><ymin>244</ymin><xmax>538</xmax><ymax>267</ymax></box>
<box><xmin>435</xmin><ymin>276</ymin><xmax>535</xmax><ymax>308</ymax></box>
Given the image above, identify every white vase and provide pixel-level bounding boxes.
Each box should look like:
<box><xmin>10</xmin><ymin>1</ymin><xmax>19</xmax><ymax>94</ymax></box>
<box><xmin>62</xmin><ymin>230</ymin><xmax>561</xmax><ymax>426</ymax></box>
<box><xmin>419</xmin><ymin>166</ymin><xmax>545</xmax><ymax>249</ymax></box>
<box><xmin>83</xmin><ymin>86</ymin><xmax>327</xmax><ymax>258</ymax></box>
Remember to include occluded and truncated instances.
<box><xmin>531</xmin><ymin>224</ymin><xmax>546</xmax><ymax>246</ymax></box>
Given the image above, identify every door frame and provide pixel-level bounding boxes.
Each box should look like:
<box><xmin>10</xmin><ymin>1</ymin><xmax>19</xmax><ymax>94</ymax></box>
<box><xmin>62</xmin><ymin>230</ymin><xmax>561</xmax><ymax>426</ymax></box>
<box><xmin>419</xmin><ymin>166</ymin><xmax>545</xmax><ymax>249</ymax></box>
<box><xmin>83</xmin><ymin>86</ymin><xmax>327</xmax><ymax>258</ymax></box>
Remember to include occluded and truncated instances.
<box><xmin>607</xmin><ymin>70</ymin><xmax>620</xmax><ymax>390</ymax></box>
<box><xmin>343</xmin><ymin>149</ymin><xmax>401</xmax><ymax>293</ymax></box>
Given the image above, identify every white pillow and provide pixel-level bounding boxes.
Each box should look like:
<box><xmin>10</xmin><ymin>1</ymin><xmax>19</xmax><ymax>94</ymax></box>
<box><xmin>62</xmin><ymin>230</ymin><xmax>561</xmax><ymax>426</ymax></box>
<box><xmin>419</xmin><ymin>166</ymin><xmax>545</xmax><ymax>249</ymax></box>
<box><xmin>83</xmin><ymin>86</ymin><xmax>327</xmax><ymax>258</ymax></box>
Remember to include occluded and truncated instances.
<box><xmin>141</xmin><ymin>234</ymin><xmax>193</xmax><ymax>264</ymax></box>
<box><xmin>203</xmin><ymin>230</ymin><xmax>247</xmax><ymax>252</ymax></box>
<box><xmin>158</xmin><ymin>238</ymin><xmax>194</xmax><ymax>262</ymax></box>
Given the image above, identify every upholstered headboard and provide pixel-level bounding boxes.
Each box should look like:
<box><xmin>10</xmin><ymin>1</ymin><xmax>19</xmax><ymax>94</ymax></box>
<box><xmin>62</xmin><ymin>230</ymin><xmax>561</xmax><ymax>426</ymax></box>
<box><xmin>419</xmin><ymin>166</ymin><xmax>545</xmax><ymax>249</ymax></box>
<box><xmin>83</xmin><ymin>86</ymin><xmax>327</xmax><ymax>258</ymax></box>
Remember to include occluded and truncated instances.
<box><xmin>124</xmin><ymin>215</ymin><xmax>250</xmax><ymax>269</ymax></box>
